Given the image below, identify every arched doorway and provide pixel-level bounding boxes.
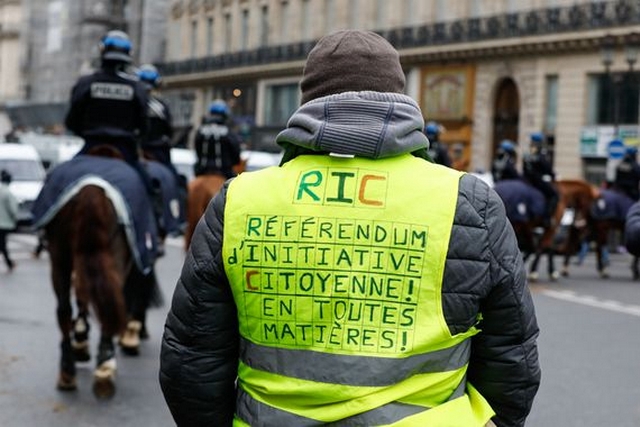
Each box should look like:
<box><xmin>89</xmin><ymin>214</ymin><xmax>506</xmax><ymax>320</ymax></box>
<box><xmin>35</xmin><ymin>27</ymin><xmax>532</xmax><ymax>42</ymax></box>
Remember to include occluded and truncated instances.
<box><xmin>492</xmin><ymin>78</ymin><xmax>520</xmax><ymax>155</ymax></box>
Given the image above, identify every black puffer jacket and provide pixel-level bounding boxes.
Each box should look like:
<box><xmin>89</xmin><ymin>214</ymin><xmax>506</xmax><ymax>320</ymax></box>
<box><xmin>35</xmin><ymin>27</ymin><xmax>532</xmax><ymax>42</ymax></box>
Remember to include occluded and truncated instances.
<box><xmin>160</xmin><ymin>92</ymin><xmax>540</xmax><ymax>427</ymax></box>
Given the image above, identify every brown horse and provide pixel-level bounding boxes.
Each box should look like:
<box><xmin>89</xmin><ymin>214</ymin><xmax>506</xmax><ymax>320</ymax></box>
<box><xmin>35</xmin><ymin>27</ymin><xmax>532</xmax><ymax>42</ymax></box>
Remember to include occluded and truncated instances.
<box><xmin>184</xmin><ymin>173</ymin><xmax>228</xmax><ymax>250</ymax></box>
<box><xmin>184</xmin><ymin>160</ymin><xmax>246</xmax><ymax>250</ymax></box>
<box><xmin>43</xmin><ymin>147</ymin><xmax>160</xmax><ymax>398</ymax></box>
<box><xmin>47</xmin><ymin>185</ymin><xmax>131</xmax><ymax>397</ymax></box>
<box><xmin>494</xmin><ymin>179</ymin><xmax>566</xmax><ymax>281</ymax></box>
<box><xmin>554</xmin><ymin>179</ymin><xmax>599</xmax><ymax>277</ymax></box>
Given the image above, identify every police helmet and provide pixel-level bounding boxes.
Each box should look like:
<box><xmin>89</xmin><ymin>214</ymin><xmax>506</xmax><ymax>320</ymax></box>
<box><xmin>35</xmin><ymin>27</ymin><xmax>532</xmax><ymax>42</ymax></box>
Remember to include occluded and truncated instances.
<box><xmin>424</xmin><ymin>121</ymin><xmax>440</xmax><ymax>137</ymax></box>
<box><xmin>208</xmin><ymin>99</ymin><xmax>229</xmax><ymax>117</ymax></box>
<box><xmin>99</xmin><ymin>30</ymin><xmax>132</xmax><ymax>63</ymax></box>
<box><xmin>530</xmin><ymin>132</ymin><xmax>544</xmax><ymax>145</ymax></box>
<box><xmin>137</xmin><ymin>64</ymin><xmax>161</xmax><ymax>88</ymax></box>
<box><xmin>499</xmin><ymin>140</ymin><xmax>516</xmax><ymax>154</ymax></box>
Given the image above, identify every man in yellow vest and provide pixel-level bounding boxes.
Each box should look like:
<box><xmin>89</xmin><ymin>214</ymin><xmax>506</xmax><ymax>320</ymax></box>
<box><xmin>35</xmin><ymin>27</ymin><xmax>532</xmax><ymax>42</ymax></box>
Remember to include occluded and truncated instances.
<box><xmin>160</xmin><ymin>30</ymin><xmax>540</xmax><ymax>427</ymax></box>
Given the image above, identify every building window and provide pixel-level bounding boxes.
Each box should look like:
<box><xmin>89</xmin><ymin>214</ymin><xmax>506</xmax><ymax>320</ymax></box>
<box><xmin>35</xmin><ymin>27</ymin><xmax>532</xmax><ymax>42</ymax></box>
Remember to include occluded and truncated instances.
<box><xmin>241</xmin><ymin>9</ymin><xmax>249</xmax><ymax>50</ymax></box>
<box><xmin>349</xmin><ymin>0</ymin><xmax>359</xmax><ymax>28</ymax></box>
<box><xmin>403</xmin><ymin>0</ymin><xmax>415</xmax><ymax>26</ymax></box>
<box><xmin>301</xmin><ymin>0</ymin><xmax>311</xmax><ymax>40</ymax></box>
<box><xmin>264</xmin><ymin>83</ymin><xmax>299</xmax><ymax>126</ymax></box>
<box><xmin>206</xmin><ymin>17</ymin><xmax>214</xmax><ymax>55</ymax></box>
<box><xmin>375</xmin><ymin>0</ymin><xmax>384</xmax><ymax>28</ymax></box>
<box><xmin>325</xmin><ymin>0</ymin><xmax>335</xmax><ymax>33</ymax></box>
<box><xmin>281</xmin><ymin>1</ymin><xmax>289</xmax><ymax>43</ymax></box>
<box><xmin>224</xmin><ymin>12</ymin><xmax>232</xmax><ymax>52</ymax></box>
<box><xmin>190</xmin><ymin>20</ymin><xmax>197</xmax><ymax>58</ymax></box>
<box><xmin>544</xmin><ymin>75</ymin><xmax>558</xmax><ymax>135</ymax></box>
<box><xmin>588</xmin><ymin>73</ymin><xmax>640</xmax><ymax>126</ymax></box>
<box><xmin>260</xmin><ymin>5</ymin><xmax>269</xmax><ymax>47</ymax></box>
<box><xmin>169</xmin><ymin>19</ymin><xmax>181</xmax><ymax>59</ymax></box>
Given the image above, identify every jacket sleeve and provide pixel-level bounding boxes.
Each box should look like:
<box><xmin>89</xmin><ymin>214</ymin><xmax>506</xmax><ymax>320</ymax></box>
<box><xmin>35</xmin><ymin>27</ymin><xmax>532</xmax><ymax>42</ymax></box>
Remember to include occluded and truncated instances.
<box><xmin>467</xmin><ymin>184</ymin><xmax>541</xmax><ymax>427</ymax></box>
<box><xmin>159</xmin><ymin>182</ymin><xmax>238</xmax><ymax>427</ymax></box>
<box><xmin>626</xmin><ymin>201</ymin><xmax>640</xmax><ymax>256</ymax></box>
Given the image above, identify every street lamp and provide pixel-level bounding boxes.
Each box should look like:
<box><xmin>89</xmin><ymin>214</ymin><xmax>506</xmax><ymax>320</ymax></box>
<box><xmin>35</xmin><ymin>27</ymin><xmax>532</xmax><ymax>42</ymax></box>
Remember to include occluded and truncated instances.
<box><xmin>601</xmin><ymin>34</ymin><xmax>616</xmax><ymax>73</ymax></box>
<box><xmin>624</xmin><ymin>31</ymin><xmax>640</xmax><ymax>71</ymax></box>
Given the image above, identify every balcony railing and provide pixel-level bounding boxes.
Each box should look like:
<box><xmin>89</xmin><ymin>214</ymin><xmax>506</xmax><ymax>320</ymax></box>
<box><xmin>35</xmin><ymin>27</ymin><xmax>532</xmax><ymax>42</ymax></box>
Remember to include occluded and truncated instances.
<box><xmin>158</xmin><ymin>0</ymin><xmax>640</xmax><ymax>77</ymax></box>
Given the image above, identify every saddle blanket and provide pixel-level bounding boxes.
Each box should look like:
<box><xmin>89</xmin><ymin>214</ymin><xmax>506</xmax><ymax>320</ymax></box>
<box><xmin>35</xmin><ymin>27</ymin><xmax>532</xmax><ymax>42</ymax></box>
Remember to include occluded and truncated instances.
<box><xmin>591</xmin><ymin>188</ymin><xmax>634</xmax><ymax>221</ymax></box>
<box><xmin>146</xmin><ymin>160</ymin><xmax>183</xmax><ymax>235</ymax></box>
<box><xmin>493</xmin><ymin>179</ymin><xmax>546</xmax><ymax>222</ymax></box>
<box><xmin>31</xmin><ymin>155</ymin><xmax>158</xmax><ymax>273</ymax></box>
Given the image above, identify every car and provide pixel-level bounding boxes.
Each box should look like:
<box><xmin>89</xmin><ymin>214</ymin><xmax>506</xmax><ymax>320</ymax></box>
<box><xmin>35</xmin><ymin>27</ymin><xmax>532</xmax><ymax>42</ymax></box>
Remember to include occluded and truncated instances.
<box><xmin>0</xmin><ymin>143</ymin><xmax>47</xmax><ymax>226</ymax></box>
<box><xmin>243</xmin><ymin>150</ymin><xmax>283</xmax><ymax>172</ymax></box>
<box><xmin>170</xmin><ymin>147</ymin><xmax>197</xmax><ymax>183</ymax></box>
<box><xmin>169</xmin><ymin>147</ymin><xmax>283</xmax><ymax>181</ymax></box>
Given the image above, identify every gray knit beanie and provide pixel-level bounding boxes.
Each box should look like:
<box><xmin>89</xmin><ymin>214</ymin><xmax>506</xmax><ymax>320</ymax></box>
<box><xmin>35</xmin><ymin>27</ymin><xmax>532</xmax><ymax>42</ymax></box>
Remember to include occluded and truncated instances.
<box><xmin>300</xmin><ymin>30</ymin><xmax>406</xmax><ymax>105</ymax></box>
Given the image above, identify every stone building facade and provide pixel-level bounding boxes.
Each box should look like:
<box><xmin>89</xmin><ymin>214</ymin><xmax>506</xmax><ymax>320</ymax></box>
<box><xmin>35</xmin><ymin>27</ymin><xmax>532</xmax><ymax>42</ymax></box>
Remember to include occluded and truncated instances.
<box><xmin>160</xmin><ymin>0</ymin><xmax>640</xmax><ymax>183</ymax></box>
<box><xmin>0</xmin><ymin>0</ymin><xmax>171</xmax><ymax>135</ymax></box>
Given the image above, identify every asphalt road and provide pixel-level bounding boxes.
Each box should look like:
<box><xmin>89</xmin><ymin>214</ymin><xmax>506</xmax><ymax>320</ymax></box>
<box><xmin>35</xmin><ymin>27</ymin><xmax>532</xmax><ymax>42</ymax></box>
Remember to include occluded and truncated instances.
<box><xmin>1</xmin><ymin>232</ymin><xmax>639</xmax><ymax>426</ymax></box>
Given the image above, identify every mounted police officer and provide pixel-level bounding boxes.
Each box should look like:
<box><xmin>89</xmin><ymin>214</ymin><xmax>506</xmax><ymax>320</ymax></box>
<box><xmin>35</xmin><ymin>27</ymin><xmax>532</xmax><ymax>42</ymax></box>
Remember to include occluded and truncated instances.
<box><xmin>523</xmin><ymin>132</ymin><xmax>559</xmax><ymax>226</ymax></box>
<box><xmin>424</xmin><ymin>121</ymin><xmax>452</xmax><ymax>167</ymax></box>
<box><xmin>137</xmin><ymin>64</ymin><xmax>175</xmax><ymax>172</ymax></box>
<box><xmin>614</xmin><ymin>145</ymin><xmax>640</xmax><ymax>201</ymax></box>
<box><xmin>194</xmin><ymin>100</ymin><xmax>243</xmax><ymax>179</ymax></box>
<box><xmin>491</xmin><ymin>139</ymin><xmax>520</xmax><ymax>183</ymax></box>
<box><xmin>65</xmin><ymin>30</ymin><xmax>165</xmax><ymax>234</ymax></box>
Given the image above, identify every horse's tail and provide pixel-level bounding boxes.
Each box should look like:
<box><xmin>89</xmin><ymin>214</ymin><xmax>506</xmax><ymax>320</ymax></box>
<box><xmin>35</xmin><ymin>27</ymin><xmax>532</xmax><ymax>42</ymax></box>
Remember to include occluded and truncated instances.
<box><xmin>72</xmin><ymin>185</ymin><xmax>127</xmax><ymax>336</ymax></box>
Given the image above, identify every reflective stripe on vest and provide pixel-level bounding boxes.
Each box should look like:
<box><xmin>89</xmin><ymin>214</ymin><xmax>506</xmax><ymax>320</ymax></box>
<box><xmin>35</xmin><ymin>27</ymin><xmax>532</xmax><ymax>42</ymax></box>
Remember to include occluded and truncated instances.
<box><xmin>223</xmin><ymin>154</ymin><xmax>494</xmax><ymax>425</ymax></box>
<box><xmin>239</xmin><ymin>336</ymin><xmax>470</xmax><ymax>386</ymax></box>
<box><xmin>235</xmin><ymin>376</ymin><xmax>468</xmax><ymax>427</ymax></box>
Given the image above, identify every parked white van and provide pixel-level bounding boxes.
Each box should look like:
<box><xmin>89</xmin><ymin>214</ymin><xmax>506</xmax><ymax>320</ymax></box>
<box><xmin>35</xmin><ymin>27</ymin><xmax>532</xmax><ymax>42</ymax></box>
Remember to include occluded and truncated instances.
<box><xmin>0</xmin><ymin>143</ymin><xmax>46</xmax><ymax>226</ymax></box>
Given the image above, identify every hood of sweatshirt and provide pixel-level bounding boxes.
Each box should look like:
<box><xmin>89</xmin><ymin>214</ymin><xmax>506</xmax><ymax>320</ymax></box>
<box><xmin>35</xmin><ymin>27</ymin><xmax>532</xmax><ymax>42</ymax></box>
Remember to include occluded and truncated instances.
<box><xmin>275</xmin><ymin>91</ymin><xmax>429</xmax><ymax>160</ymax></box>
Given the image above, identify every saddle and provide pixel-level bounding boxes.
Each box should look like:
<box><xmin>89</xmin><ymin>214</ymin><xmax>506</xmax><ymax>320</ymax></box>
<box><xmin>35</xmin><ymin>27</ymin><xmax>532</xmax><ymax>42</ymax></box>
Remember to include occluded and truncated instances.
<box><xmin>592</xmin><ymin>188</ymin><xmax>635</xmax><ymax>222</ymax></box>
<box><xmin>494</xmin><ymin>179</ymin><xmax>546</xmax><ymax>223</ymax></box>
<box><xmin>31</xmin><ymin>154</ymin><xmax>160</xmax><ymax>272</ymax></box>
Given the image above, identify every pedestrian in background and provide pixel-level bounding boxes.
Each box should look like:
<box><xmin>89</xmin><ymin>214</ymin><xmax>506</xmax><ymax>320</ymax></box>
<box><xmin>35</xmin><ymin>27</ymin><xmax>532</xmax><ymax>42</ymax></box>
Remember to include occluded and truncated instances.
<box><xmin>160</xmin><ymin>30</ymin><xmax>540</xmax><ymax>427</ymax></box>
<box><xmin>0</xmin><ymin>170</ymin><xmax>18</xmax><ymax>272</ymax></box>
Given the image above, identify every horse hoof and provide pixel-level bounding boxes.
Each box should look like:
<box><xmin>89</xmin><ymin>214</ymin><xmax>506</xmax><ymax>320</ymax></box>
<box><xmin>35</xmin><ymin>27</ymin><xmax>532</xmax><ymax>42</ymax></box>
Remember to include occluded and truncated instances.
<box><xmin>600</xmin><ymin>270</ymin><xmax>610</xmax><ymax>279</ymax></box>
<box><xmin>550</xmin><ymin>271</ymin><xmax>560</xmax><ymax>281</ymax></box>
<box><xmin>528</xmin><ymin>272</ymin><xmax>539</xmax><ymax>282</ymax></box>
<box><xmin>93</xmin><ymin>358</ymin><xmax>117</xmax><ymax>399</ymax></box>
<box><xmin>119</xmin><ymin>320</ymin><xmax>141</xmax><ymax>356</ymax></box>
<box><xmin>57</xmin><ymin>372</ymin><xmax>77</xmax><ymax>391</ymax></box>
<box><xmin>72</xmin><ymin>340</ymin><xmax>91</xmax><ymax>362</ymax></box>
<box><xmin>561</xmin><ymin>268</ymin><xmax>569</xmax><ymax>277</ymax></box>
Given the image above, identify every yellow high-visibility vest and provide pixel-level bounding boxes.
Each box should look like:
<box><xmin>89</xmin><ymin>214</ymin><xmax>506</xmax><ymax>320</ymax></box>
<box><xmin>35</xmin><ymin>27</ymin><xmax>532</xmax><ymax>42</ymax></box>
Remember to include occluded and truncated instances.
<box><xmin>223</xmin><ymin>154</ymin><xmax>495</xmax><ymax>426</ymax></box>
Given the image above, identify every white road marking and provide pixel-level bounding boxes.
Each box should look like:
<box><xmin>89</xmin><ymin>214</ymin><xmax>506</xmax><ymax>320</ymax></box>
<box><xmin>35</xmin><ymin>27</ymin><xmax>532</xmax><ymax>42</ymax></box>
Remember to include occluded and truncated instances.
<box><xmin>541</xmin><ymin>289</ymin><xmax>640</xmax><ymax>317</ymax></box>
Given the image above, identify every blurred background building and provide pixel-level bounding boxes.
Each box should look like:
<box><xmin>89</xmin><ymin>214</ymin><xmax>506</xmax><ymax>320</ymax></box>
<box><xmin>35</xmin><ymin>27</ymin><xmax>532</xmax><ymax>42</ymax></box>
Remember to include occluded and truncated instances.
<box><xmin>0</xmin><ymin>0</ymin><xmax>170</xmax><ymax>135</ymax></box>
<box><xmin>3</xmin><ymin>0</ymin><xmax>640</xmax><ymax>183</ymax></box>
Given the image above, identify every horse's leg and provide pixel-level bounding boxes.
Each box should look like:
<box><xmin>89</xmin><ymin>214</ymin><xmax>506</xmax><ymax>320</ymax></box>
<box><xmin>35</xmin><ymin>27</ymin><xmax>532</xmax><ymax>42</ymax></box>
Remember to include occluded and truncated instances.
<box><xmin>93</xmin><ymin>334</ymin><xmax>117</xmax><ymax>399</ymax></box>
<box><xmin>561</xmin><ymin>253</ymin><xmax>571</xmax><ymax>277</ymax></box>
<box><xmin>72</xmin><ymin>277</ymin><xmax>91</xmax><ymax>362</ymax></box>
<box><xmin>120</xmin><ymin>267</ymin><xmax>160</xmax><ymax>354</ymax></box>
<box><xmin>120</xmin><ymin>267</ymin><xmax>145</xmax><ymax>356</ymax></box>
<box><xmin>528</xmin><ymin>249</ymin><xmax>541</xmax><ymax>282</ymax></box>
<box><xmin>48</xmin><ymin>231</ymin><xmax>76</xmax><ymax>391</ymax></box>
<box><xmin>548</xmin><ymin>249</ymin><xmax>559</xmax><ymax>281</ymax></box>
<box><xmin>632</xmin><ymin>256</ymin><xmax>640</xmax><ymax>281</ymax></box>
